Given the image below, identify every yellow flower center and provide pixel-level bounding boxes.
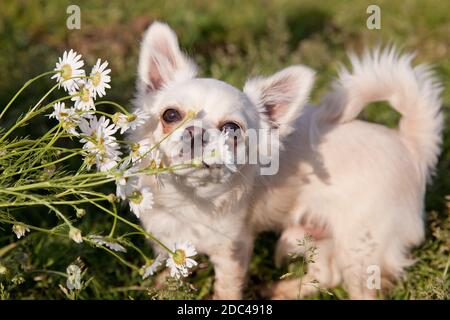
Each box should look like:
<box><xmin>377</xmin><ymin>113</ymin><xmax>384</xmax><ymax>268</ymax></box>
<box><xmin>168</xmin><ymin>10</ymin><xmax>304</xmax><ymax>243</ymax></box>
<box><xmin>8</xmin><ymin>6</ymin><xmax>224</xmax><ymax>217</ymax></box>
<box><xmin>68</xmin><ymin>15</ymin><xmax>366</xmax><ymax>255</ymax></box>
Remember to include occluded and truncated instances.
<box><xmin>61</xmin><ymin>64</ymin><xmax>73</xmax><ymax>80</ymax></box>
<box><xmin>131</xmin><ymin>143</ymin><xmax>140</xmax><ymax>152</ymax></box>
<box><xmin>84</xmin><ymin>154</ymin><xmax>96</xmax><ymax>166</ymax></box>
<box><xmin>127</xmin><ymin>114</ymin><xmax>137</xmax><ymax>122</ymax></box>
<box><xmin>173</xmin><ymin>249</ymin><xmax>186</xmax><ymax>265</ymax></box>
<box><xmin>80</xmin><ymin>86</ymin><xmax>90</xmax><ymax>102</ymax></box>
<box><xmin>129</xmin><ymin>191</ymin><xmax>143</xmax><ymax>204</ymax></box>
<box><xmin>61</xmin><ymin>121</ymin><xmax>75</xmax><ymax>131</ymax></box>
<box><xmin>91</xmin><ymin>72</ymin><xmax>101</xmax><ymax>87</ymax></box>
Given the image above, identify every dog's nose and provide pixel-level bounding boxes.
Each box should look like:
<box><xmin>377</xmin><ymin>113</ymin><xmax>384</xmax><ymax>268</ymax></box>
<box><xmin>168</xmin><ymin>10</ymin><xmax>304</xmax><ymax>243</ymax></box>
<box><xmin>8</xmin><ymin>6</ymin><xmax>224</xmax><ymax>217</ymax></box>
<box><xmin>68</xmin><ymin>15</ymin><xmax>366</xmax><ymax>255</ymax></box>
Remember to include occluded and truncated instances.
<box><xmin>184</xmin><ymin>126</ymin><xmax>207</xmax><ymax>147</ymax></box>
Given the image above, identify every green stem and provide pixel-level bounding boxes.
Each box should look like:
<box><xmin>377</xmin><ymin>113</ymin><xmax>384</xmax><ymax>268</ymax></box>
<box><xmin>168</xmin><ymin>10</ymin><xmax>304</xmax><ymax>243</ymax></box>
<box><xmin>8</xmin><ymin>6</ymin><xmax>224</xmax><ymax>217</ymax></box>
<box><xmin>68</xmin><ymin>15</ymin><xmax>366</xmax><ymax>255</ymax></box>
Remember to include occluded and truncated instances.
<box><xmin>108</xmin><ymin>202</ymin><xmax>118</xmax><ymax>237</ymax></box>
<box><xmin>4</xmin><ymin>176</ymin><xmax>114</xmax><ymax>192</ymax></box>
<box><xmin>12</xmin><ymin>124</ymin><xmax>63</xmax><ymax>171</ymax></box>
<box><xmin>0</xmin><ymin>70</ymin><xmax>57</xmax><ymax>120</ymax></box>
<box><xmin>93</xmin><ymin>110</ymin><xmax>114</xmax><ymax>118</ymax></box>
<box><xmin>0</xmin><ymin>217</ymin><xmax>140</xmax><ymax>272</ymax></box>
<box><xmin>0</xmin><ymin>242</ymin><xmax>18</xmax><ymax>258</ymax></box>
<box><xmin>80</xmin><ymin>195</ymin><xmax>173</xmax><ymax>254</ymax></box>
<box><xmin>89</xmin><ymin>240</ymin><xmax>139</xmax><ymax>271</ymax></box>
<box><xmin>126</xmin><ymin>242</ymin><xmax>150</xmax><ymax>262</ymax></box>
<box><xmin>0</xmin><ymin>197</ymin><xmax>106</xmax><ymax>208</ymax></box>
<box><xmin>0</xmin><ymin>189</ymin><xmax>72</xmax><ymax>227</ymax></box>
<box><xmin>95</xmin><ymin>101</ymin><xmax>129</xmax><ymax>115</ymax></box>
<box><xmin>0</xmin><ymin>91</ymin><xmax>69</xmax><ymax>143</ymax></box>
<box><xmin>0</xmin><ymin>146</ymin><xmax>79</xmax><ymax>160</ymax></box>
<box><xmin>134</xmin><ymin>112</ymin><xmax>196</xmax><ymax>164</ymax></box>
<box><xmin>30</xmin><ymin>269</ymin><xmax>68</xmax><ymax>278</ymax></box>
<box><xmin>0</xmin><ymin>218</ymin><xmax>68</xmax><ymax>238</ymax></box>
<box><xmin>2</xmin><ymin>150</ymin><xmax>81</xmax><ymax>179</ymax></box>
<box><xmin>119</xmin><ymin>231</ymin><xmax>147</xmax><ymax>238</ymax></box>
<box><xmin>53</xmin><ymin>179</ymin><xmax>115</xmax><ymax>189</ymax></box>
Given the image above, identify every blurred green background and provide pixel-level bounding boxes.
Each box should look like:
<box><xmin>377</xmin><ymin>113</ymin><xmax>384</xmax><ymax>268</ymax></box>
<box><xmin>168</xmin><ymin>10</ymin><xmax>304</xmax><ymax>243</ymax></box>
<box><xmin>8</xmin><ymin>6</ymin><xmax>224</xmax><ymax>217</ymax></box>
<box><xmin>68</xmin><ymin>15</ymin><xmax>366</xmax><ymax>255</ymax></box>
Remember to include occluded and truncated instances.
<box><xmin>0</xmin><ymin>0</ymin><xmax>448</xmax><ymax>299</ymax></box>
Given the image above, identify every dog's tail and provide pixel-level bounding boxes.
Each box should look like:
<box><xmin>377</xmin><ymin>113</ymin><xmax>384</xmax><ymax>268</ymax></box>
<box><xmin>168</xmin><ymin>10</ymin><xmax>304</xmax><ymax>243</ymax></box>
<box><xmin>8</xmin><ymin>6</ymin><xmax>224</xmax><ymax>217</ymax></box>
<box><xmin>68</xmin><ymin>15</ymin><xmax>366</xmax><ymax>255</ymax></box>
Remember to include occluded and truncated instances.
<box><xmin>314</xmin><ymin>47</ymin><xmax>443</xmax><ymax>181</ymax></box>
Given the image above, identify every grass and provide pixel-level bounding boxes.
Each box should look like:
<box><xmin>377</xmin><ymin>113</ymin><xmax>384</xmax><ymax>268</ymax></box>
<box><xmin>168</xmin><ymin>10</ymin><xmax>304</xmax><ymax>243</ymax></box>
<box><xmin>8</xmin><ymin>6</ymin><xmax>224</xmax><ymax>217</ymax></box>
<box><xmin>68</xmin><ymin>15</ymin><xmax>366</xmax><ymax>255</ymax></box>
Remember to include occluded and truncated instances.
<box><xmin>0</xmin><ymin>0</ymin><xmax>449</xmax><ymax>299</ymax></box>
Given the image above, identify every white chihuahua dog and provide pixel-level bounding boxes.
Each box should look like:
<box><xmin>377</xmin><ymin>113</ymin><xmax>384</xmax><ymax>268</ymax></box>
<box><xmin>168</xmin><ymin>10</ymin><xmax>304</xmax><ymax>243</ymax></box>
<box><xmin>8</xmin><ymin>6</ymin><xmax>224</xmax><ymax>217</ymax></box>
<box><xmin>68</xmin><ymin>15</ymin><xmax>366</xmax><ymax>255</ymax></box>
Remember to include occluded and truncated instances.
<box><xmin>131</xmin><ymin>22</ymin><xmax>443</xmax><ymax>299</ymax></box>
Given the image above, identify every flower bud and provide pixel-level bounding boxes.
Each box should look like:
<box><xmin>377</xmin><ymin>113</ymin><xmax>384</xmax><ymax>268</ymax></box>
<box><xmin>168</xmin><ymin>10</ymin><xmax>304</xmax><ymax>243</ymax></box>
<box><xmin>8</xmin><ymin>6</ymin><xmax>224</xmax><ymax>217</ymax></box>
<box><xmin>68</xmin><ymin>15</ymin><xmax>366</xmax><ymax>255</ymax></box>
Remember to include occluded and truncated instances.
<box><xmin>107</xmin><ymin>193</ymin><xmax>117</xmax><ymax>203</ymax></box>
<box><xmin>76</xmin><ymin>208</ymin><xmax>86</xmax><ymax>218</ymax></box>
<box><xmin>69</xmin><ymin>227</ymin><xmax>83</xmax><ymax>244</ymax></box>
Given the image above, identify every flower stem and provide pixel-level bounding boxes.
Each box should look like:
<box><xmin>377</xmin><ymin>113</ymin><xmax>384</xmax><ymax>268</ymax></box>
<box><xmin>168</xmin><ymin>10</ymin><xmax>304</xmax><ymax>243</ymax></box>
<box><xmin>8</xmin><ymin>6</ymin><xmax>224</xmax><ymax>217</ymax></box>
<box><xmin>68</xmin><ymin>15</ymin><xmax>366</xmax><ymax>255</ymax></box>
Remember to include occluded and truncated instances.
<box><xmin>0</xmin><ymin>70</ymin><xmax>57</xmax><ymax>120</ymax></box>
<box><xmin>0</xmin><ymin>197</ymin><xmax>106</xmax><ymax>208</ymax></box>
<box><xmin>0</xmin><ymin>189</ymin><xmax>73</xmax><ymax>227</ymax></box>
<box><xmin>81</xmin><ymin>195</ymin><xmax>174</xmax><ymax>254</ymax></box>
<box><xmin>0</xmin><ymin>92</ymin><xmax>70</xmax><ymax>143</ymax></box>
<box><xmin>95</xmin><ymin>101</ymin><xmax>130</xmax><ymax>115</ymax></box>
<box><xmin>108</xmin><ymin>202</ymin><xmax>118</xmax><ymax>237</ymax></box>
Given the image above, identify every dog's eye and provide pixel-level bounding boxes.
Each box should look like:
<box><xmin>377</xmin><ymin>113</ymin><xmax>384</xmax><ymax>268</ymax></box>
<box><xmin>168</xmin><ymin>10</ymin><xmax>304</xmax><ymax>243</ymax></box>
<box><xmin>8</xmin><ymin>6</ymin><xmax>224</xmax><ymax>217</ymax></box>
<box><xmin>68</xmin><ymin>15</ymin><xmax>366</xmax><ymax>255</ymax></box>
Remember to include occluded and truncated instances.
<box><xmin>220</xmin><ymin>122</ymin><xmax>241</xmax><ymax>134</ymax></box>
<box><xmin>162</xmin><ymin>108</ymin><xmax>182</xmax><ymax>123</ymax></box>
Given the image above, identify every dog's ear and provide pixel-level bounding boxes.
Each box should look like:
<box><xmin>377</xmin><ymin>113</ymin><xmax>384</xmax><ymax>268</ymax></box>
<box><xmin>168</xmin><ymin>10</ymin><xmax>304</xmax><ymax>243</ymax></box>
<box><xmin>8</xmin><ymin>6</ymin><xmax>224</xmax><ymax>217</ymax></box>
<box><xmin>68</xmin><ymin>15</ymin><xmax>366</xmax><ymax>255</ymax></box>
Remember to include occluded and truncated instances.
<box><xmin>244</xmin><ymin>66</ymin><xmax>315</xmax><ymax>136</ymax></box>
<box><xmin>137</xmin><ymin>21</ymin><xmax>197</xmax><ymax>93</ymax></box>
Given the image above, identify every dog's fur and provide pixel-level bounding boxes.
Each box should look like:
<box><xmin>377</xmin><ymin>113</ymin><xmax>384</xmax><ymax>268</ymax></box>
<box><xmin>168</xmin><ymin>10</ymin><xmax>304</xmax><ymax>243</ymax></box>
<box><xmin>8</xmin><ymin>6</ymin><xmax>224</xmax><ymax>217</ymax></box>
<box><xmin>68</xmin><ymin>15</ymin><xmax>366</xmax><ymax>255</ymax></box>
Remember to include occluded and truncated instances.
<box><xmin>131</xmin><ymin>22</ymin><xmax>443</xmax><ymax>299</ymax></box>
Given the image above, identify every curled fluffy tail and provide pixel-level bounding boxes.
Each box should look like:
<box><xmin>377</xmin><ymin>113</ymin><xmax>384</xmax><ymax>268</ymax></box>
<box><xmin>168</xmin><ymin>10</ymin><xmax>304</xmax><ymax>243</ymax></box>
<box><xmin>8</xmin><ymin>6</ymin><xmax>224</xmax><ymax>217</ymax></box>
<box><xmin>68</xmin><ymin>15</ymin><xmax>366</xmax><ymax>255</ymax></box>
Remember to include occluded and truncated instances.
<box><xmin>315</xmin><ymin>47</ymin><xmax>444</xmax><ymax>181</ymax></box>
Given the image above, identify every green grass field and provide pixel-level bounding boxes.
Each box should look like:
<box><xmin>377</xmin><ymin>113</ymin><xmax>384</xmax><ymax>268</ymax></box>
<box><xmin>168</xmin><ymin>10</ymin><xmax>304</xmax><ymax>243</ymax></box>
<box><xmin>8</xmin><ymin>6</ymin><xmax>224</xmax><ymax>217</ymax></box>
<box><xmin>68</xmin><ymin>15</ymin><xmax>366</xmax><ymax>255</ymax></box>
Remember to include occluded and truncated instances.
<box><xmin>0</xmin><ymin>0</ymin><xmax>448</xmax><ymax>299</ymax></box>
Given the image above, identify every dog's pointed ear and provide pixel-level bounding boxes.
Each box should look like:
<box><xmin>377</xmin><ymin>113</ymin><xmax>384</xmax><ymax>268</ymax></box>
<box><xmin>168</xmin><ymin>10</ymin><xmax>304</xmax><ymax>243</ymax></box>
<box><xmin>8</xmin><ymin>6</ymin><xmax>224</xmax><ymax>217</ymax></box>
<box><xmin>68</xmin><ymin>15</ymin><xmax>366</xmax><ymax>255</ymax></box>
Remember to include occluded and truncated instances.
<box><xmin>137</xmin><ymin>21</ymin><xmax>197</xmax><ymax>93</ymax></box>
<box><xmin>243</xmin><ymin>66</ymin><xmax>315</xmax><ymax>136</ymax></box>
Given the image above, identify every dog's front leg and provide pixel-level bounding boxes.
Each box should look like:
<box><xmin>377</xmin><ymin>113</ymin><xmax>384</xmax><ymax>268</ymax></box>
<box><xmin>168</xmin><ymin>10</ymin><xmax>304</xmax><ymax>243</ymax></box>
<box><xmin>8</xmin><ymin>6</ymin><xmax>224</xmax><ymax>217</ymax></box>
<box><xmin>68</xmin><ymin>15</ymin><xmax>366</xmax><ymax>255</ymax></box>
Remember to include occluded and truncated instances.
<box><xmin>209</xmin><ymin>234</ymin><xmax>253</xmax><ymax>300</ymax></box>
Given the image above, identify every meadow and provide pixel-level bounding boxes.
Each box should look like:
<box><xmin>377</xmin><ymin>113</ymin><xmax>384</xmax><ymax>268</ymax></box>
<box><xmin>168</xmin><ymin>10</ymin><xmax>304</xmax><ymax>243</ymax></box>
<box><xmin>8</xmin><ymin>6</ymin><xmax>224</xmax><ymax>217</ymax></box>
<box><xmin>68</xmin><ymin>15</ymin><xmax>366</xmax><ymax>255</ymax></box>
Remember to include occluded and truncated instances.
<box><xmin>0</xmin><ymin>0</ymin><xmax>448</xmax><ymax>299</ymax></box>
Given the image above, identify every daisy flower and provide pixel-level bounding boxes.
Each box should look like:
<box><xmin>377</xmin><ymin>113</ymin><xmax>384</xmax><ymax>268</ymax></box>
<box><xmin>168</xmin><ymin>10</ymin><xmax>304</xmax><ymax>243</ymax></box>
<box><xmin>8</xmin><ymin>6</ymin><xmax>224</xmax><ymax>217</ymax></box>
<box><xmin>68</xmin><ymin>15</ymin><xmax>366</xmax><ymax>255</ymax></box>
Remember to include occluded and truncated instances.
<box><xmin>83</xmin><ymin>153</ymin><xmax>98</xmax><ymax>171</ymax></box>
<box><xmin>147</xmin><ymin>149</ymin><xmax>162</xmax><ymax>173</ymax></box>
<box><xmin>79</xmin><ymin>115</ymin><xmax>118</xmax><ymax>144</ymax></box>
<box><xmin>129</xmin><ymin>139</ymin><xmax>158</xmax><ymax>163</ymax></box>
<box><xmin>116</xmin><ymin>180</ymin><xmax>132</xmax><ymax>201</ymax></box>
<box><xmin>112</xmin><ymin>109</ymin><xmax>150</xmax><ymax>134</ymax></box>
<box><xmin>166</xmin><ymin>241</ymin><xmax>198</xmax><ymax>279</ymax></box>
<box><xmin>114</xmin><ymin>163</ymin><xmax>142</xmax><ymax>200</ymax></box>
<box><xmin>96</xmin><ymin>152</ymin><xmax>121</xmax><ymax>172</ymax></box>
<box><xmin>48</xmin><ymin>102</ymin><xmax>73</xmax><ymax>121</ymax></box>
<box><xmin>70</xmin><ymin>80</ymin><xmax>96</xmax><ymax>112</ymax></box>
<box><xmin>128</xmin><ymin>187</ymin><xmax>154</xmax><ymax>218</ymax></box>
<box><xmin>79</xmin><ymin>116</ymin><xmax>121</xmax><ymax>172</ymax></box>
<box><xmin>47</xmin><ymin>102</ymin><xmax>80</xmax><ymax>136</ymax></box>
<box><xmin>203</xmin><ymin>132</ymin><xmax>237</xmax><ymax>172</ymax></box>
<box><xmin>52</xmin><ymin>49</ymin><xmax>85</xmax><ymax>92</ymax></box>
<box><xmin>141</xmin><ymin>254</ymin><xmax>165</xmax><ymax>279</ymax></box>
<box><xmin>12</xmin><ymin>224</ymin><xmax>30</xmax><ymax>239</ymax></box>
<box><xmin>88</xmin><ymin>59</ymin><xmax>111</xmax><ymax>98</ymax></box>
<box><xmin>89</xmin><ymin>235</ymin><xmax>126</xmax><ymax>253</ymax></box>
<box><xmin>114</xmin><ymin>164</ymin><xmax>137</xmax><ymax>200</ymax></box>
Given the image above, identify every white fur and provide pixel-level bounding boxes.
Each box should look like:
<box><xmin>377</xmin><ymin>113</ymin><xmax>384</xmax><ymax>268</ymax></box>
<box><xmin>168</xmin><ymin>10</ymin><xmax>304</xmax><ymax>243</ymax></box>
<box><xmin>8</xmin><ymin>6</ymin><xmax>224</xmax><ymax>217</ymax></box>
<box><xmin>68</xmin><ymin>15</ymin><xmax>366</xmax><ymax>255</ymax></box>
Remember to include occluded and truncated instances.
<box><xmin>259</xmin><ymin>47</ymin><xmax>443</xmax><ymax>299</ymax></box>
<box><xmin>244</xmin><ymin>65</ymin><xmax>315</xmax><ymax>137</ymax></box>
<box><xmin>131</xmin><ymin>22</ymin><xmax>443</xmax><ymax>299</ymax></box>
<box><xmin>136</xmin><ymin>22</ymin><xmax>197</xmax><ymax>95</ymax></box>
<box><xmin>314</xmin><ymin>47</ymin><xmax>443</xmax><ymax>182</ymax></box>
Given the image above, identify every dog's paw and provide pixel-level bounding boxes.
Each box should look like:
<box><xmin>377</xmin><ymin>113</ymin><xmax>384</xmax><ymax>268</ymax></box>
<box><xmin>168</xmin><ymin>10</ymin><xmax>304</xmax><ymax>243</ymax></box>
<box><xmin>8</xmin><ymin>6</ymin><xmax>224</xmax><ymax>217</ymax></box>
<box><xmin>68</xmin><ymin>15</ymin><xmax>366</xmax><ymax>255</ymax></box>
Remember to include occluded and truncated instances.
<box><xmin>212</xmin><ymin>290</ymin><xmax>242</xmax><ymax>300</ymax></box>
<box><xmin>262</xmin><ymin>278</ymin><xmax>321</xmax><ymax>300</ymax></box>
<box><xmin>274</xmin><ymin>225</ymin><xmax>308</xmax><ymax>267</ymax></box>
<box><xmin>261</xmin><ymin>280</ymin><xmax>298</xmax><ymax>300</ymax></box>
